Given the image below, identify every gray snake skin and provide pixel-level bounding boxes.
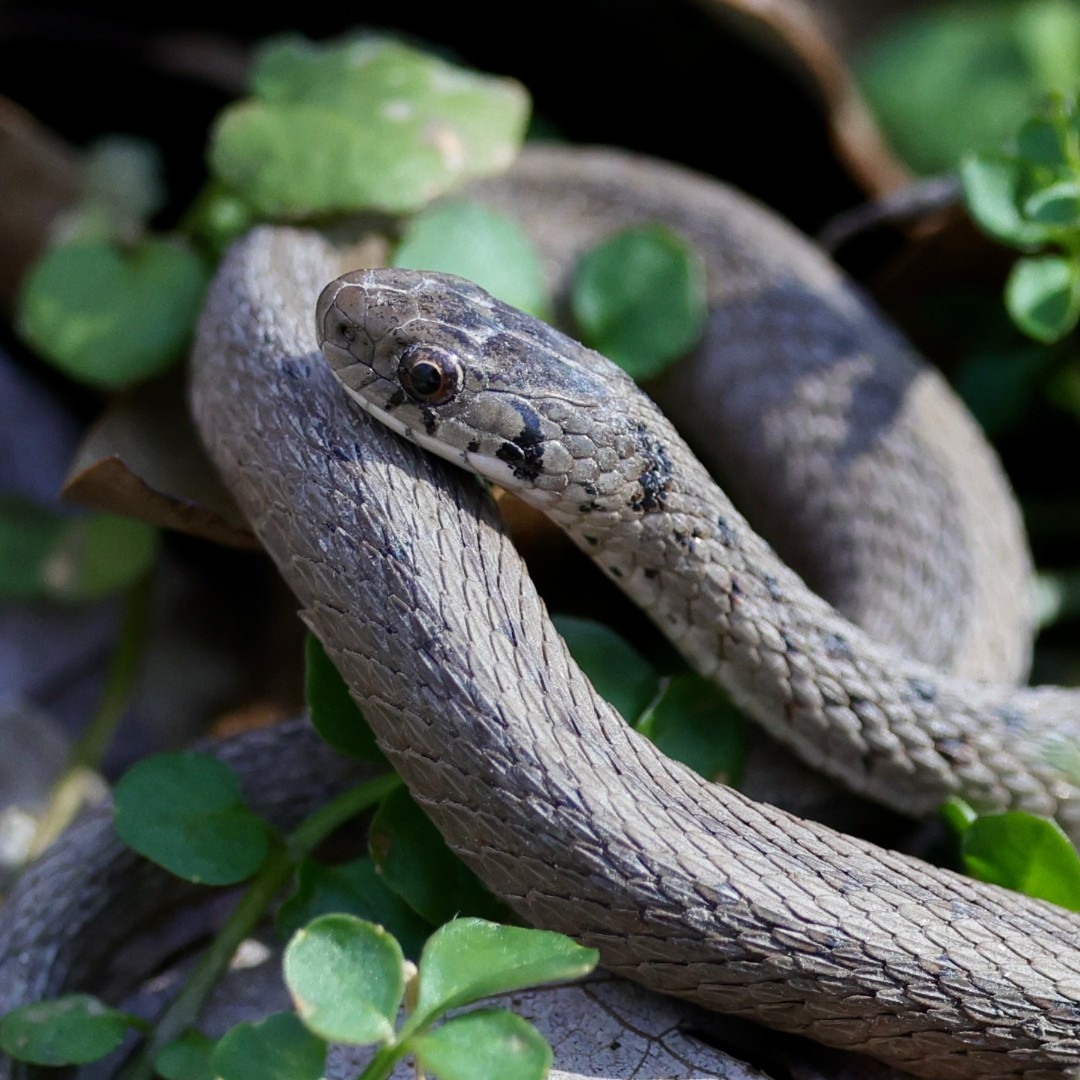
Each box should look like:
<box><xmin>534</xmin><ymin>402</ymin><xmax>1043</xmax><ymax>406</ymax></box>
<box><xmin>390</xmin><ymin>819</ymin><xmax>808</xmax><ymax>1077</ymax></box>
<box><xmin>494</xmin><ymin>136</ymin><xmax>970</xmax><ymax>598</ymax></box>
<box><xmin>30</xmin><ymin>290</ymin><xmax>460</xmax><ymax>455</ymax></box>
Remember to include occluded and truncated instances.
<box><xmin>3</xmin><ymin>146</ymin><xmax>1080</xmax><ymax>1079</ymax></box>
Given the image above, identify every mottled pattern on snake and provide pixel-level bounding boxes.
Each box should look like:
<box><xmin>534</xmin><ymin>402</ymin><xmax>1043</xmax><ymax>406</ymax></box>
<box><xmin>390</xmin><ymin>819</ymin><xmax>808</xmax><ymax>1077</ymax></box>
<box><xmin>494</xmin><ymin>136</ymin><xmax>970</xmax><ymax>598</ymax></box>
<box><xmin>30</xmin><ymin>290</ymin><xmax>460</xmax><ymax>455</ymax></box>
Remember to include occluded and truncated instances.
<box><xmin>6</xmin><ymin>146</ymin><xmax>1080</xmax><ymax>1080</ymax></box>
<box><xmin>316</xmin><ymin>266</ymin><xmax>1080</xmax><ymax>838</ymax></box>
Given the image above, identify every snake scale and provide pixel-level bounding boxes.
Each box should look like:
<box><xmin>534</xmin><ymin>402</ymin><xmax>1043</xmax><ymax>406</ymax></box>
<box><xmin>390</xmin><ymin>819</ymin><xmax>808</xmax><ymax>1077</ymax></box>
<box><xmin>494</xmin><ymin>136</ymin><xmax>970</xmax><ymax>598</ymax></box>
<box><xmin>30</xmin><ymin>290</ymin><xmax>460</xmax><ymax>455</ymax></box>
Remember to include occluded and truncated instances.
<box><xmin>4</xmin><ymin>145</ymin><xmax>1080</xmax><ymax>1079</ymax></box>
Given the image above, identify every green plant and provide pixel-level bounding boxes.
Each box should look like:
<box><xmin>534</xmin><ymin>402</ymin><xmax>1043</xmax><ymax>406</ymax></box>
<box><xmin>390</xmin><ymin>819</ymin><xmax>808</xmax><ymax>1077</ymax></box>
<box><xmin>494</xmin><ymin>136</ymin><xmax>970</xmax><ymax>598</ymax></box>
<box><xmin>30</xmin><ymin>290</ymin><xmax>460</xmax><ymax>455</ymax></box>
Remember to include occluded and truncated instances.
<box><xmin>963</xmin><ymin>93</ymin><xmax>1080</xmax><ymax>342</ymax></box>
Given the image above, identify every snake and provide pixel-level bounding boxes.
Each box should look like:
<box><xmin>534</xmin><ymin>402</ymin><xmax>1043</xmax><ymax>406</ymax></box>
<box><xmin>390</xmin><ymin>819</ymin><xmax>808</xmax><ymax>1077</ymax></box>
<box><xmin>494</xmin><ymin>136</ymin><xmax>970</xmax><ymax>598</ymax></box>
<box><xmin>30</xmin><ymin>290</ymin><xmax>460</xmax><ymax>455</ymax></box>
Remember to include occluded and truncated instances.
<box><xmin>4</xmin><ymin>145</ymin><xmax>1080</xmax><ymax>1080</ymax></box>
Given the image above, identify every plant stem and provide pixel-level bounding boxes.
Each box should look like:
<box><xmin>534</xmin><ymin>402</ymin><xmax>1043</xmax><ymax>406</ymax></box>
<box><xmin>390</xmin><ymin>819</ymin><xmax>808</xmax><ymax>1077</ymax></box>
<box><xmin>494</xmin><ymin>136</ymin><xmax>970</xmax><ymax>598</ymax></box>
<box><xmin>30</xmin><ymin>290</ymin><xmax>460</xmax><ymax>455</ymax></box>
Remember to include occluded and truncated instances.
<box><xmin>356</xmin><ymin>1038</ymin><xmax>412</xmax><ymax>1080</ymax></box>
<box><xmin>30</xmin><ymin>573</ymin><xmax>152</xmax><ymax>856</ymax></box>
<box><xmin>120</xmin><ymin>770</ymin><xmax>402</xmax><ymax>1080</ymax></box>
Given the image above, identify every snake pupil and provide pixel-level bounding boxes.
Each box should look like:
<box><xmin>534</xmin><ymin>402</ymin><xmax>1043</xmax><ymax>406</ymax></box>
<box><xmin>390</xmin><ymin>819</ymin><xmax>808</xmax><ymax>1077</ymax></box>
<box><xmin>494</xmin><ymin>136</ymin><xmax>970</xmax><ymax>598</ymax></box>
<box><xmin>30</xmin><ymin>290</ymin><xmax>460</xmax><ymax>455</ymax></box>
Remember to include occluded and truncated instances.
<box><xmin>398</xmin><ymin>344</ymin><xmax>462</xmax><ymax>405</ymax></box>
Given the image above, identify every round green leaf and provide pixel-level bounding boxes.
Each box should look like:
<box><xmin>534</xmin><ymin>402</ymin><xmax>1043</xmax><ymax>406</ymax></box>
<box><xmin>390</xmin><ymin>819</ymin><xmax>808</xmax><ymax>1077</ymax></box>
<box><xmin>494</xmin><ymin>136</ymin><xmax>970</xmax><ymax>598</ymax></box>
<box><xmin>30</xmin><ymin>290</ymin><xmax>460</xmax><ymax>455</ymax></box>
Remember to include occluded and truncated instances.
<box><xmin>1024</xmin><ymin>181</ymin><xmax>1080</xmax><ymax>226</ymax></box>
<box><xmin>210</xmin><ymin>36</ymin><xmax>529</xmax><ymax>218</ymax></box>
<box><xmin>114</xmin><ymin>752</ymin><xmax>272</xmax><ymax>884</ymax></box>
<box><xmin>1005</xmin><ymin>254</ymin><xmax>1080</xmax><ymax>342</ymax></box>
<box><xmin>414</xmin><ymin>918</ymin><xmax>598</xmax><ymax>1025</ymax></box>
<box><xmin>394</xmin><ymin>202</ymin><xmax>547</xmax><ymax>317</ymax></box>
<box><xmin>0</xmin><ymin>994</ymin><xmax>139</xmax><ymax>1066</ymax></box>
<box><xmin>960</xmin><ymin>154</ymin><xmax>1055</xmax><ymax>249</ymax></box>
<box><xmin>17</xmin><ymin>238</ymin><xmax>208</xmax><ymax>389</ymax></box>
<box><xmin>211</xmin><ymin>1013</ymin><xmax>325</xmax><ymax>1080</ymax></box>
<box><xmin>960</xmin><ymin>811</ymin><xmax>1080</xmax><ymax>910</ymax></box>
<box><xmin>154</xmin><ymin>1030</ymin><xmax>216</xmax><ymax>1080</ymax></box>
<box><xmin>284</xmin><ymin>914</ymin><xmax>405</xmax><ymax>1044</ymax></box>
<box><xmin>635</xmin><ymin>673</ymin><xmax>744</xmax><ymax>784</ymax></box>
<box><xmin>1017</xmin><ymin>114</ymin><xmax>1069</xmax><ymax>168</ymax></box>
<box><xmin>553</xmin><ymin>615</ymin><xmax>659</xmax><ymax>723</ymax></box>
<box><xmin>0</xmin><ymin>497</ymin><xmax>66</xmax><ymax>601</ymax></box>
<box><xmin>277</xmin><ymin>855</ymin><xmax>433</xmax><ymax>959</ymax></box>
<box><xmin>305</xmin><ymin>634</ymin><xmax>385</xmax><ymax>762</ymax></box>
<box><xmin>411</xmin><ymin>1009</ymin><xmax>551</xmax><ymax>1080</ymax></box>
<box><xmin>571</xmin><ymin>225</ymin><xmax>707</xmax><ymax>380</ymax></box>
<box><xmin>369</xmin><ymin>787</ymin><xmax>508</xmax><ymax>926</ymax></box>
<box><xmin>41</xmin><ymin>513</ymin><xmax>158</xmax><ymax>602</ymax></box>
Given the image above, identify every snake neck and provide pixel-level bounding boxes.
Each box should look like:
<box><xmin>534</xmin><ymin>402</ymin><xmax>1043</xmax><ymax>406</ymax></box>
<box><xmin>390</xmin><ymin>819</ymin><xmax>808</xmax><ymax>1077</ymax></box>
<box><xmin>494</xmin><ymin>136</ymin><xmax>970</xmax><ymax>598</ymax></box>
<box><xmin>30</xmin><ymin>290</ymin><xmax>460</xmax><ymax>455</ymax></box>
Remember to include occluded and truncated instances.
<box><xmin>529</xmin><ymin>393</ymin><xmax>1080</xmax><ymax>835</ymax></box>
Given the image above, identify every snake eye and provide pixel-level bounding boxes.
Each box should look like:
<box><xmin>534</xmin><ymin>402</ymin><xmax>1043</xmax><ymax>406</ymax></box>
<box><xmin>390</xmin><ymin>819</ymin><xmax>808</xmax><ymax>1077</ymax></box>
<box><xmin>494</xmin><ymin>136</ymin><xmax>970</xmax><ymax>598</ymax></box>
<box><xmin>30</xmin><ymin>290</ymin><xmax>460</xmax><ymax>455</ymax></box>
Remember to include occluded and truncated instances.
<box><xmin>397</xmin><ymin>344</ymin><xmax>462</xmax><ymax>406</ymax></box>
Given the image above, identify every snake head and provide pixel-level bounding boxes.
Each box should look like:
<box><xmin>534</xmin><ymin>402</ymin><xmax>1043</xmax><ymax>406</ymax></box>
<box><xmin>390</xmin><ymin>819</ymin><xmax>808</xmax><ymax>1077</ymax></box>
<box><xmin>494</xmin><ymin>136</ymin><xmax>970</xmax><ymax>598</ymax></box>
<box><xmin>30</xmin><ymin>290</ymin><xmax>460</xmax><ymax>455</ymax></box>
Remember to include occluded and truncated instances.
<box><xmin>316</xmin><ymin>268</ymin><xmax>668</xmax><ymax>522</ymax></box>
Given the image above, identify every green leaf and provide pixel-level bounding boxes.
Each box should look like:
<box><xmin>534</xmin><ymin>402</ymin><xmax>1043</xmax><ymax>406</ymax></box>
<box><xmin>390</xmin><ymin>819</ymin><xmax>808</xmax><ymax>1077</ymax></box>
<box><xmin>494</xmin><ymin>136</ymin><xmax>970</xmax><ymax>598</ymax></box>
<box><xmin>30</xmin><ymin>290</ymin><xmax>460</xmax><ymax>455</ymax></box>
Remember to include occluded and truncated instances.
<box><xmin>41</xmin><ymin>512</ymin><xmax>158</xmax><ymax>602</ymax></box>
<box><xmin>369</xmin><ymin>787</ymin><xmax>508</xmax><ymax>925</ymax></box>
<box><xmin>1024</xmin><ymin>180</ymin><xmax>1080</xmax><ymax>226</ymax></box>
<box><xmin>394</xmin><ymin>202</ymin><xmax>548</xmax><ymax>317</ymax></box>
<box><xmin>1005</xmin><ymin>254</ymin><xmax>1080</xmax><ymax>342</ymax></box>
<box><xmin>0</xmin><ymin>500</ymin><xmax>157</xmax><ymax>605</ymax></box>
<box><xmin>571</xmin><ymin>225</ymin><xmax>707</xmax><ymax>380</ymax></box>
<box><xmin>277</xmin><ymin>855</ymin><xmax>433</xmax><ymax>959</ymax></box>
<box><xmin>635</xmin><ymin>673</ymin><xmax>744</xmax><ymax>784</ymax></box>
<box><xmin>553</xmin><ymin>615</ymin><xmax>659</xmax><ymax>723</ymax></box>
<box><xmin>412</xmin><ymin>918</ymin><xmax>598</xmax><ymax>1027</ymax></box>
<box><xmin>940</xmin><ymin>796</ymin><xmax>978</xmax><ymax>835</ymax></box>
<box><xmin>0</xmin><ymin>497</ymin><xmax>67</xmax><ymax>601</ymax></box>
<box><xmin>960</xmin><ymin>154</ymin><xmax>1053</xmax><ymax>248</ymax></box>
<box><xmin>283</xmin><ymin>914</ymin><xmax>405</xmax><ymax>1044</ymax></box>
<box><xmin>0</xmin><ymin>994</ymin><xmax>141</xmax><ymax>1066</ymax></box>
<box><xmin>114</xmin><ymin>752</ymin><xmax>273</xmax><ymax>884</ymax></box>
<box><xmin>305</xmin><ymin>634</ymin><xmax>385</xmax><ymax>762</ymax></box>
<box><xmin>210</xmin><ymin>35</ymin><xmax>529</xmax><ymax>218</ymax></box>
<box><xmin>411</xmin><ymin>1009</ymin><xmax>551</xmax><ymax>1080</ymax></box>
<box><xmin>1017</xmin><ymin>114</ymin><xmax>1068</xmax><ymax>168</ymax></box>
<box><xmin>211</xmin><ymin>1013</ymin><xmax>326</xmax><ymax>1080</ymax></box>
<box><xmin>17</xmin><ymin>238</ymin><xmax>208</xmax><ymax>389</ymax></box>
<box><xmin>154</xmin><ymin>1030</ymin><xmax>217</xmax><ymax>1080</ymax></box>
<box><xmin>958</xmin><ymin>811</ymin><xmax>1080</xmax><ymax>910</ymax></box>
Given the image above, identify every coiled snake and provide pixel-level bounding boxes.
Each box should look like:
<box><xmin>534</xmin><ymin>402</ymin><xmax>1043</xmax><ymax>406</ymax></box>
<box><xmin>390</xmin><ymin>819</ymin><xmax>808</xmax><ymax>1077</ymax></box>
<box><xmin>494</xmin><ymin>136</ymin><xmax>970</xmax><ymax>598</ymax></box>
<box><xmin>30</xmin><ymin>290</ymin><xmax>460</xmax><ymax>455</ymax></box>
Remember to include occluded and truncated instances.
<box><xmin>4</xmin><ymin>145</ymin><xmax>1080</xmax><ymax>1079</ymax></box>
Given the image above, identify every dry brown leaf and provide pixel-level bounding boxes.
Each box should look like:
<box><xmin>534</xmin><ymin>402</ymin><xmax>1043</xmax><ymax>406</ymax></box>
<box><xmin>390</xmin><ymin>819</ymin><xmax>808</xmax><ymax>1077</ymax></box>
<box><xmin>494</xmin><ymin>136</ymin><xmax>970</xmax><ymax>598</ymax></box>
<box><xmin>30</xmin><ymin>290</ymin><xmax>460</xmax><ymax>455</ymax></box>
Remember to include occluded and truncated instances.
<box><xmin>62</xmin><ymin>370</ymin><xmax>258</xmax><ymax>549</ymax></box>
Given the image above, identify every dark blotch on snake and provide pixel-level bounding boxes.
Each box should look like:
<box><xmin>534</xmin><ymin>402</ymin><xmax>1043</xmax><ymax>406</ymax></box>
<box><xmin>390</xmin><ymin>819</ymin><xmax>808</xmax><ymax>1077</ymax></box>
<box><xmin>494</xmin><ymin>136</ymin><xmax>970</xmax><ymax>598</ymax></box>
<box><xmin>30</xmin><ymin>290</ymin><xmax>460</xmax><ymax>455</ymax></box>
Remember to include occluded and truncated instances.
<box><xmin>630</xmin><ymin>430</ymin><xmax>673</xmax><ymax>513</ymax></box>
<box><xmin>495</xmin><ymin>401</ymin><xmax>546</xmax><ymax>481</ymax></box>
<box><xmin>908</xmin><ymin>678</ymin><xmax>938</xmax><ymax>703</ymax></box>
<box><xmin>825</xmin><ymin>633</ymin><xmax>854</xmax><ymax>662</ymax></box>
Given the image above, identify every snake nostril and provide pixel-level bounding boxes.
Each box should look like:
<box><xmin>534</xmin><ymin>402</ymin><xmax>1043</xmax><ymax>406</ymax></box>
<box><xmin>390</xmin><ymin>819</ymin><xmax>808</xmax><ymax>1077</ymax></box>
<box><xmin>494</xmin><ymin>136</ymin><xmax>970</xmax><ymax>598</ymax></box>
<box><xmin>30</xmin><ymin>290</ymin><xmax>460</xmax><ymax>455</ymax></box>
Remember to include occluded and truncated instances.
<box><xmin>334</xmin><ymin>314</ymin><xmax>355</xmax><ymax>345</ymax></box>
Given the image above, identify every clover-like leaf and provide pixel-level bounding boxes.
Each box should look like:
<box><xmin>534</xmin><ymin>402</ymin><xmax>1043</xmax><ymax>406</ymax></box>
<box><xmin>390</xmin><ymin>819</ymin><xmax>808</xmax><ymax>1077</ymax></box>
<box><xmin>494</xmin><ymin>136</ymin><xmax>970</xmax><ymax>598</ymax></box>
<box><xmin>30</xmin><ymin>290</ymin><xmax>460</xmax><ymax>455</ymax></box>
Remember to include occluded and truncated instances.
<box><xmin>154</xmin><ymin>1030</ymin><xmax>216</xmax><ymax>1080</ymax></box>
<box><xmin>1024</xmin><ymin>181</ymin><xmax>1080</xmax><ymax>227</ymax></box>
<box><xmin>283</xmin><ymin>914</ymin><xmax>405</xmax><ymax>1044</ymax></box>
<box><xmin>571</xmin><ymin>225</ymin><xmax>707</xmax><ymax>379</ymax></box>
<box><xmin>554</xmin><ymin>615</ymin><xmax>660</xmax><ymax>723</ymax></box>
<box><xmin>114</xmin><ymin>752</ymin><xmax>272</xmax><ymax>884</ymax></box>
<box><xmin>211</xmin><ymin>1013</ymin><xmax>325</xmax><ymax>1080</ymax></box>
<box><xmin>961</xmin><ymin>154</ymin><xmax>1054</xmax><ymax>249</ymax></box>
<box><xmin>210</xmin><ymin>35</ymin><xmax>529</xmax><ymax>218</ymax></box>
<box><xmin>412</xmin><ymin>918</ymin><xmax>598</xmax><ymax>1027</ymax></box>
<box><xmin>0</xmin><ymin>994</ymin><xmax>142</xmax><ymax>1066</ymax></box>
<box><xmin>369</xmin><ymin>787</ymin><xmax>507</xmax><ymax>925</ymax></box>
<box><xmin>394</xmin><ymin>201</ymin><xmax>547</xmax><ymax>317</ymax></box>
<box><xmin>277</xmin><ymin>855</ymin><xmax>432</xmax><ymax>959</ymax></box>
<box><xmin>957</xmin><ymin>810</ymin><xmax>1080</xmax><ymax>911</ymax></box>
<box><xmin>1005</xmin><ymin>253</ymin><xmax>1080</xmax><ymax>343</ymax></box>
<box><xmin>635</xmin><ymin>673</ymin><xmax>744</xmax><ymax>784</ymax></box>
<box><xmin>305</xmin><ymin>634</ymin><xmax>385</xmax><ymax>762</ymax></box>
<box><xmin>17</xmin><ymin>238</ymin><xmax>208</xmax><ymax>389</ymax></box>
<box><xmin>411</xmin><ymin>1009</ymin><xmax>551</xmax><ymax>1080</ymax></box>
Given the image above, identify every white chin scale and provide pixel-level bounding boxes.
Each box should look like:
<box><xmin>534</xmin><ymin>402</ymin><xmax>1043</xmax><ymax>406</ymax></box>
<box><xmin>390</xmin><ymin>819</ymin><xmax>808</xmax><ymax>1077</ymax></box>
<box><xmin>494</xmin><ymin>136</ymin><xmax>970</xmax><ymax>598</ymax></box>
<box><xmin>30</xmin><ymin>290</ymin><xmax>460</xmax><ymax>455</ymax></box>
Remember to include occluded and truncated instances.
<box><xmin>338</xmin><ymin>381</ymin><xmax>550</xmax><ymax>498</ymax></box>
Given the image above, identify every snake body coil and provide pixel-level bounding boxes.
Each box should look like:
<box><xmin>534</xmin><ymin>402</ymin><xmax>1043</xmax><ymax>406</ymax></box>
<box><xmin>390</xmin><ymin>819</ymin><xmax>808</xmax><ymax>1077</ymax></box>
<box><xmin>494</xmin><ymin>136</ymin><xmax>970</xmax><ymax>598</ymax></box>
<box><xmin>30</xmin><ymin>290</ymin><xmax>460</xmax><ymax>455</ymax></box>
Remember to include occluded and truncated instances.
<box><xmin>4</xmin><ymin>147</ymin><xmax>1080</xmax><ymax>1080</ymax></box>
